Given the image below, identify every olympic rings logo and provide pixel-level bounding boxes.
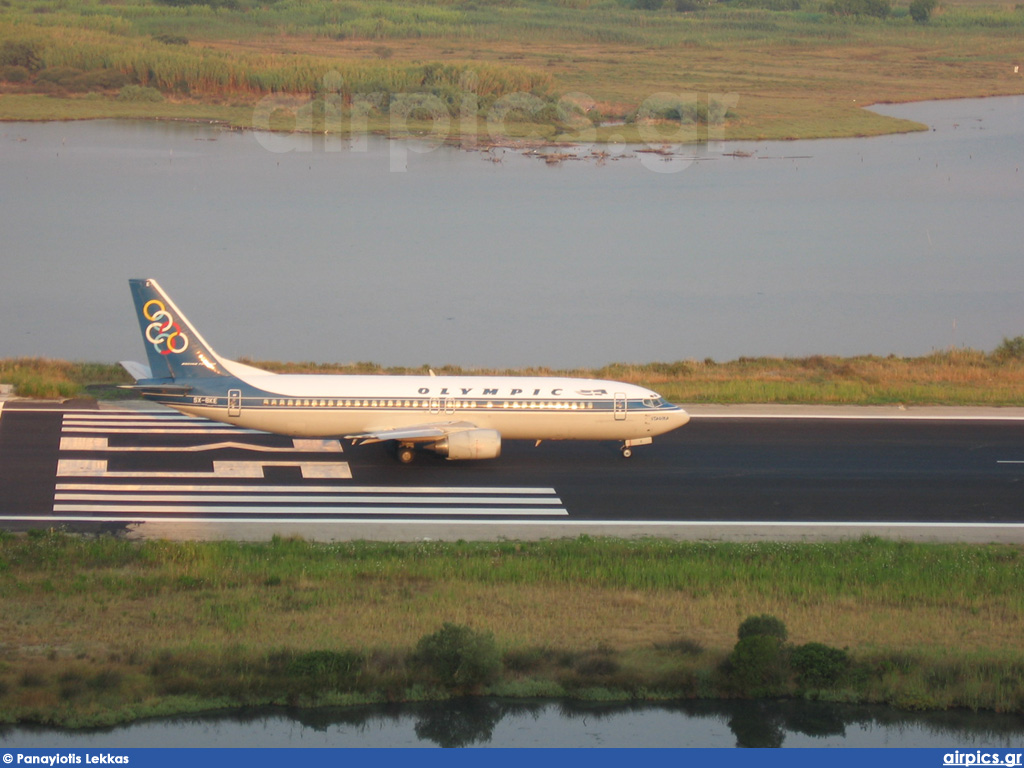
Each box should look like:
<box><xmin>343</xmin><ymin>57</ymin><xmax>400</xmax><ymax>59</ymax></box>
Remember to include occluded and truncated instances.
<box><xmin>143</xmin><ymin>299</ymin><xmax>189</xmax><ymax>355</ymax></box>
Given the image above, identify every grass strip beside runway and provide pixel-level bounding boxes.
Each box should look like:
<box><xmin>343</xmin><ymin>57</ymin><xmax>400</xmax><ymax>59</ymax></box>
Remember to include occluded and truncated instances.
<box><xmin>1</xmin><ymin>532</ymin><xmax>1023</xmax><ymax>726</ymax></box>
<box><xmin>5</xmin><ymin>348</ymin><xmax>1024</xmax><ymax>405</ymax></box>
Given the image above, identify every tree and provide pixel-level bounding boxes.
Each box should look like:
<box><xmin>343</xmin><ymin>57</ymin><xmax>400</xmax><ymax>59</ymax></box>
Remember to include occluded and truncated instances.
<box><xmin>737</xmin><ymin>614</ymin><xmax>788</xmax><ymax>642</ymax></box>
<box><xmin>727</xmin><ymin>635</ymin><xmax>789</xmax><ymax>696</ymax></box>
<box><xmin>992</xmin><ymin>335</ymin><xmax>1024</xmax><ymax>362</ymax></box>
<box><xmin>415</xmin><ymin>623</ymin><xmax>501</xmax><ymax>690</ymax></box>
<box><xmin>790</xmin><ymin>642</ymin><xmax>849</xmax><ymax>688</ymax></box>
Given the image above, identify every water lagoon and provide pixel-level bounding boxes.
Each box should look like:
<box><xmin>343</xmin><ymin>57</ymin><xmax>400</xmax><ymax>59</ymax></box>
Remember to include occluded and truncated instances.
<box><xmin>1</xmin><ymin>96</ymin><xmax>1021</xmax><ymax>368</ymax></box>
<box><xmin>6</xmin><ymin>699</ymin><xmax>1024</xmax><ymax>748</ymax></box>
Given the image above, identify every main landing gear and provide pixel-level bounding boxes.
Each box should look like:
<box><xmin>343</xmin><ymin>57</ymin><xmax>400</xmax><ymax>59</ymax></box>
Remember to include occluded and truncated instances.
<box><xmin>396</xmin><ymin>443</ymin><xmax>416</xmax><ymax>464</ymax></box>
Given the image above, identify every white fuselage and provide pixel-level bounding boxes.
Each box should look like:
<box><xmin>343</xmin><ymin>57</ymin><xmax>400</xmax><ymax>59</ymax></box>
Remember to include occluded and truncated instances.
<box><xmin>166</xmin><ymin>373</ymin><xmax>690</xmax><ymax>442</ymax></box>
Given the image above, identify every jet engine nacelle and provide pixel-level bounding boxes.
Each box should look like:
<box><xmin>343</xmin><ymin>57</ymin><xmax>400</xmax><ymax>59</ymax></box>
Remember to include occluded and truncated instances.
<box><xmin>431</xmin><ymin>429</ymin><xmax>502</xmax><ymax>460</ymax></box>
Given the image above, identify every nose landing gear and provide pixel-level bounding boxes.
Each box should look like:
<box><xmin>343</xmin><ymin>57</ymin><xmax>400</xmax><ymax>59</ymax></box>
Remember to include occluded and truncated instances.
<box><xmin>621</xmin><ymin>436</ymin><xmax>653</xmax><ymax>458</ymax></box>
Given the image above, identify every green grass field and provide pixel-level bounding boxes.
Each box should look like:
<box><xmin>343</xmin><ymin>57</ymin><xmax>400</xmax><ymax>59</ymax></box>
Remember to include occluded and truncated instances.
<box><xmin>2</xmin><ymin>533</ymin><xmax>1024</xmax><ymax>726</ymax></box>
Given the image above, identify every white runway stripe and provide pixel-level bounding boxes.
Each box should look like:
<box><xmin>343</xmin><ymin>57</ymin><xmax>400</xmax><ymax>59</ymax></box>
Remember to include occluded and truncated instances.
<box><xmin>65</xmin><ymin>413</ymin><xmax>236</xmax><ymax>423</ymax></box>
<box><xmin>60</xmin><ymin>437</ymin><xmax>343</xmax><ymax>453</ymax></box>
<box><xmin>54</xmin><ymin>493</ymin><xmax>563</xmax><ymax>505</ymax></box>
<box><xmin>56</xmin><ymin>483</ymin><xmax>558</xmax><ymax>494</ymax></box>
<box><xmin>69</xmin><ymin>414</ymin><xmax>197</xmax><ymax>420</ymax></box>
<box><xmin>6</xmin><ymin>515</ymin><xmax>576</xmax><ymax>524</ymax></box>
<box><xmin>51</xmin><ymin>505</ymin><xmax>568</xmax><ymax>516</ymax></box>
<box><xmin>62</xmin><ymin>427</ymin><xmax>265</xmax><ymax>434</ymax></box>
<box><xmin>63</xmin><ymin>413</ymin><xmax>263</xmax><ymax>434</ymax></box>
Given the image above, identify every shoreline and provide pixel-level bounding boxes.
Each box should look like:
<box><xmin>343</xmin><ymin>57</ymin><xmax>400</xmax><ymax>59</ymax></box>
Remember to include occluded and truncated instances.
<box><xmin>0</xmin><ymin>91</ymin><xmax>936</xmax><ymax>145</ymax></box>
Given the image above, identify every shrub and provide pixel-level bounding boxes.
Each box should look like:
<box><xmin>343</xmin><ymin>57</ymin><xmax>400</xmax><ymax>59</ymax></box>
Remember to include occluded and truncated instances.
<box><xmin>153</xmin><ymin>34</ymin><xmax>189</xmax><ymax>45</ymax></box>
<box><xmin>726</xmin><ymin>635</ymin><xmax>788</xmax><ymax>696</ymax></box>
<box><xmin>36</xmin><ymin>67</ymin><xmax>85</xmax><ymax>86</ymax></box>
<box><xmin>88</xmin><ymin>669</ymin><xmax>124</xmax><ymax>693</ymax></box>
<box><xmin>117</xmin><ymin>85</ymin><xmax>164</xmax><ymax>103</ymax></box>
<box><xmin>0</xmin><ymin>40</ymin><xmax>41</xmax><ymax>71</ymax></box>
<box><xmin>66</xmin><ymin>70</ymin><xmax>130</xmax><ymax>93</ymax></box>
<box><xmin>287</xmin><ymin>649</ymin><xmax>364</xmax><ymax>688</ymax></box>
<box><xmin>574</xmin><ymin>654</ymin><xmax>620</xmax><ymax>677</ymax></box>
<box><xmin>791</xmin><ymin>642</ymin><xmax>849</xmax><ymax>688</ymax></box>
<box><xmin>827</xmin><ymin>0</ymin><xmax>890</xmax><ymax>16</ymax></box>
<box><xmin>19</xmin><ymin>670</ymin><xmax>46</xmax><ymax>688</ymax></box>
<box><xmin>992</xmin><ymin>335</ymin><xmax>1024</xmax><ymax>362</ymax></box>
<box><xmin>655</xmin><ymin>638</ymin><xmax>705</xmax><ymax>656</ymax></box>
<box><xmin>415</xmin><ymin>623</ymin><xmax>501</xmax><ymax>690</ymax></box>
<box><xmin>58</xmin><ymin>671</ymin><xmax>87</xmax><ymax>701</ymax></box>
<box><xmin>737</xmin><ymin>614</ymin><xmax>788</xmax><ymax>642</ymax></box>
<box><xmin>909</xmin><ymin>0</ymin><xmax>937</xmax><ymax>21</ymax></box>
<box><xmin>0</xmin><ymin>65</ymin><xmax>29</xmax><ymax>83</ymax></box>
<box><xmin>503</xmin><ymin>647</ymin><xmax>546</xmax><ymax>673</ymax></box>
<box><xmin>632</xmin><ymin>95</ymin><xmax>710</xmax><ymax>125</ymax></box>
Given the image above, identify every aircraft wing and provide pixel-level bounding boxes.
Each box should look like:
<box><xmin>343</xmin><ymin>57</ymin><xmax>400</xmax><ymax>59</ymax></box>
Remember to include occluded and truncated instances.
<box><xmin>344</xmin><ymin>421</ymin><xmax>479</xmax><ymax>445</ymax></box>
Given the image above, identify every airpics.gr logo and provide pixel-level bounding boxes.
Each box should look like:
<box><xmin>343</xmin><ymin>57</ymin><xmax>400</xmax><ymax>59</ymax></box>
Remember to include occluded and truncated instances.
<box><xmin>143</xmin><ymin>299</ymin><xmax>189</xmax><ymax>355</ymax></box>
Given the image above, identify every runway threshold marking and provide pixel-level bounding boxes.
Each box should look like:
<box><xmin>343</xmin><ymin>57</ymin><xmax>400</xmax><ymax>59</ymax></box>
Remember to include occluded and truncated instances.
<box><xmin>55</xmin><ymin>484</ymin><xmax>560</xmax><ymax>494</ymax></box>
<box><xmin>62</xmin><ymin>412</ymin><xmax>264</xmax><ymax>435</ymax></box>
<box><xmin>54</xmin><ymin>494</ymin><xmax>563</xmax><ymax>505</ymax></box>
<box><xmin>52</xmin><ymin>482</ymin><xmax>567</xmax><ymax>516</ymax></box>
<box><xmin>43</xmin><ymin>409</ymin><xmax>569</xmax><ymax>521</ymax></box>
<box><xmin>56</xmin><ymin>459</ymin><xmax>353</xmax><ymax>479</ymax></box>
<box><xmin>60</xmin><ymin>437</ymin><xmax>344</xmax><ymax>453</ymax></box>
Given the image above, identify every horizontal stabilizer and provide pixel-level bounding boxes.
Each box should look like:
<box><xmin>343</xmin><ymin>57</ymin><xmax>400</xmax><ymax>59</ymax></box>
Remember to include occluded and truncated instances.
<box><xmin>119</xmin><ymin>360</ymin><xmax>152</xmax><ymax>382</ymax></box>
<box><xmin>118</xmin><ymin>381</ymin><xmax>193</xmax><ymax>395</ymax></box>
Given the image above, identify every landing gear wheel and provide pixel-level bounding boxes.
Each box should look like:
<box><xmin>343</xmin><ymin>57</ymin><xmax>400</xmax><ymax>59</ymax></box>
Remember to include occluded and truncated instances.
<box><xmin>621</xmin><ymin>447</ymin><xmax>633</xmax><ymax>458</ymax></box>
<box><xmin>397</xmin><ymin>445</ymin><xmax>416</xmax><ymax>464</ymax></box>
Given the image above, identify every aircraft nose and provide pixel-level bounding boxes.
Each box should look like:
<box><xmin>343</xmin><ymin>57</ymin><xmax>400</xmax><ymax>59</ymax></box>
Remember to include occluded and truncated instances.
<box><xmin>650</xmin><ymin>405</ymin><xmax>690</xmax><ymax>434</ymax></box>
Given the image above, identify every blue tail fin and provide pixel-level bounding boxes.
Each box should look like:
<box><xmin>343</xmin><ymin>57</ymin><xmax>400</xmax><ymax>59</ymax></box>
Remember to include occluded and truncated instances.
<box><xmin>129</xmin><ymin>278</ymin><xmax>227</xmax><ymax>380</ymax></box>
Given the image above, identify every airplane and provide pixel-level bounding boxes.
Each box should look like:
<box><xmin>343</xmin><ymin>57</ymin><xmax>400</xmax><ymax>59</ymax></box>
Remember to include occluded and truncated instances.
<box><xmin>121</xmin><ymin>279</ymin><xmax>690</xmax><ymax>462</ymax></box>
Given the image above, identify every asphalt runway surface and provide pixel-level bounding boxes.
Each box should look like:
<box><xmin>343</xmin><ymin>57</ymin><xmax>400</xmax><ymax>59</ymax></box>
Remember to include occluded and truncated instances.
<box><xmin>2</xmin><ymin>400</ymin><xmax>1024</xmax><ymax>542</ymax></box>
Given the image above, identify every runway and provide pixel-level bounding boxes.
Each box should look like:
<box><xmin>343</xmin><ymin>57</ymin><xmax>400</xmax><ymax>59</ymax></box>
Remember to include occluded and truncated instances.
<box><xmin>1</xmin><ymin>400</ymin><xmax>1023</xmax><ymax>542</ymax></box>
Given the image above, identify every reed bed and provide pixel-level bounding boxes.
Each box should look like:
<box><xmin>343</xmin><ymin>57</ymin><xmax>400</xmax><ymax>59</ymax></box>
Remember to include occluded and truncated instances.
<box><xmin>3</xmin><ymin>0</ymin><xmax>1024</xmax><ymax>141</ymax></box>
<box><xmin>0</xmin><ymin>358</ymin><xmax>129</xmax><ymax>399</ymax></box>
<box><xmin>0</xmin><ymin>20</ymin><xmax>553</xmax><ymax>99</ymax></box>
